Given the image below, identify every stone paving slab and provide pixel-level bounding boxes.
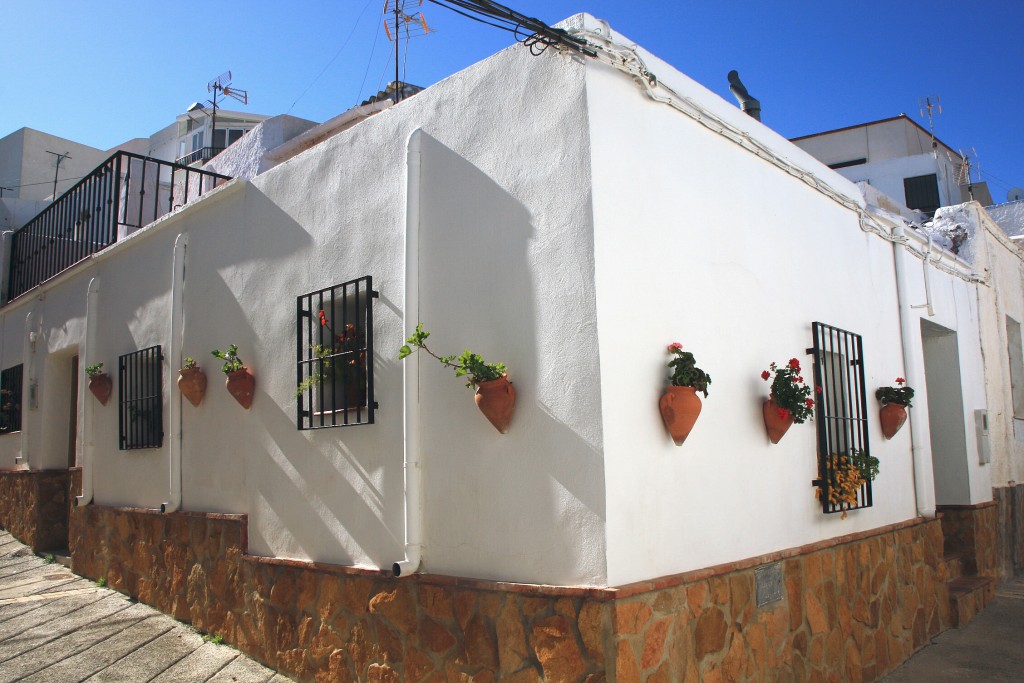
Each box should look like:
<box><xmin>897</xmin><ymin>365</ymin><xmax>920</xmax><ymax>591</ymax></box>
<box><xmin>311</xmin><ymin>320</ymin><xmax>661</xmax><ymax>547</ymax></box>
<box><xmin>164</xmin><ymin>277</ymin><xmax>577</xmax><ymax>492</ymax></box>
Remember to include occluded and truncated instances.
<box><xmin>0</xmin><ymin>529</ymin><xmax>286</xmax><ymax>682</ymax></box>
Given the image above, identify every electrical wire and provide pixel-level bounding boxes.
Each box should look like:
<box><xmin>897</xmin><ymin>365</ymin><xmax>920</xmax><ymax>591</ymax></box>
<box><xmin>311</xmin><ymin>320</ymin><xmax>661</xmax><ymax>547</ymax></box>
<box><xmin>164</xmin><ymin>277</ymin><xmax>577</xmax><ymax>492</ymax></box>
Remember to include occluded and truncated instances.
<box><xmin>288</xmin><ymin>0</ymin><xmax>377</xmax><ymax>114</ymax></box>
<box><xmin>357</xmin><ymin>5</ymin><xmax>384</xmax><ymax>102</ymax></box>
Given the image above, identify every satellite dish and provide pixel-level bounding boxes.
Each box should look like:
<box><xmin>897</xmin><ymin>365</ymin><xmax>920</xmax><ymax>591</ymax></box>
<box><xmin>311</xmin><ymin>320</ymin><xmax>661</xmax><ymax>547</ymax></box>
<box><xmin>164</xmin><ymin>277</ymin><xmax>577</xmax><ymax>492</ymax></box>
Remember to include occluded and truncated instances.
<box><xmin>1009</xmin><ymin>187</ymin><xmax>1024</xmax><ymax>202</ymax></box>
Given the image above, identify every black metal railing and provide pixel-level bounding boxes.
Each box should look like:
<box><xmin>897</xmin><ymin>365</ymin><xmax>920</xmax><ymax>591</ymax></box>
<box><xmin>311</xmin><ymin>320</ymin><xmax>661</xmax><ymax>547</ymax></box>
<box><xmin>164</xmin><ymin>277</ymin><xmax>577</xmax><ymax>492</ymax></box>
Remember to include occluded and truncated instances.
<box><xmin>119</xmin><ymin>345</ymin><xmax>163</xmax><ymax>450</ymax></box>
<box><xmin>6</xmin><ymin>151</ymin><xmax>231</xmax><ymax>303</ymax></box>
<box><xmin>809</xmin><ymin>322</ymin><xmax>873</xmax><ymax>515</ymax></box>
<box><xmin>175</xmin><ymin>146</ymin><xmax>225</xmax><ymax>166</ymax></box>
<box><xmin>297</xmin><ymin>276</ymin><xmax>378</xmax><ymax>429</ymax></box>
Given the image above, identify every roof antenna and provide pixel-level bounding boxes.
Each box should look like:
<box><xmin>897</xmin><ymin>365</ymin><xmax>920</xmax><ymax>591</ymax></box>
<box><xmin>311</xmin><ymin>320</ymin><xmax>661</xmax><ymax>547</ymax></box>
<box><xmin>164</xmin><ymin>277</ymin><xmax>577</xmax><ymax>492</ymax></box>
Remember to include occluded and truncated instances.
<box><xmin>727</xmin><ymin>71</ymin><xmax>761</xmax><ymax>122</ymax></box>
<box><xmin>204</xmin><ymin>71</ymin><xmax>250</xmax><ymax>151</ymax></box>
<box><xmin>383</xmin><ymin>0</ymin><xmax>433</xmax><ymax>102</ymax></box>
<box><xmin>918</xmin><ymin>95</ymin><xmax>941</xmax><ymax>155</ymax></box>
<box><xmin>44</xmin><ymin>150</ymin><xmax>72</xmax><ymax>200</ymax></box>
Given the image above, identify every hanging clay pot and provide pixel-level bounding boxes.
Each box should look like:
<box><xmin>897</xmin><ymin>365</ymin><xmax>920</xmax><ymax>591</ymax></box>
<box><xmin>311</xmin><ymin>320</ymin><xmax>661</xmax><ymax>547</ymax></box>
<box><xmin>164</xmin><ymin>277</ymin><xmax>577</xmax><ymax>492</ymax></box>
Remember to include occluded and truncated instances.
<box><xmin>880</xmin><ymin>403</ymin><xmax>908</xmax><ymax>439</ymax></box>
<box><xmin>225</xmin><ymin>367</ymin><xmax>255</xmax><ymax>409</ymax></box>
<box><xmin>178</xmin><ymin>368</ymin><xmax>207</xmax><ymax>407</ymax></box>
<box><xmin>763</xmin><ymin>396</ymin><xmax>794</xmax><ymax>444</ymax></box>
<box><xmin>88</xmin><ymin>374</ymin><xmax>112</xmax><ymax>406</ymax></box>
<box><xmin>659</xmin><ymin>386</ymin><xmax>703</xmax><ymax>446</ymax></box>
<box><xmin>474</xmin><ymin>375</ymin><xmax>516</xmax><ymax>434</ymax></box>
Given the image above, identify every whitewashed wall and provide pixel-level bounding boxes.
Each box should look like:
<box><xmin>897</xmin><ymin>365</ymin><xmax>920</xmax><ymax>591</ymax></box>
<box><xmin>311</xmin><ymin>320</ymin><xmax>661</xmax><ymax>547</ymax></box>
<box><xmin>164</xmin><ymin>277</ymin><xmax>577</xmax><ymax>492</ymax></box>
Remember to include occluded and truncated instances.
<box><xmin>581</xmin><ymin>18</ymin><xmax>989</xmax><ymax>586</ymax></box>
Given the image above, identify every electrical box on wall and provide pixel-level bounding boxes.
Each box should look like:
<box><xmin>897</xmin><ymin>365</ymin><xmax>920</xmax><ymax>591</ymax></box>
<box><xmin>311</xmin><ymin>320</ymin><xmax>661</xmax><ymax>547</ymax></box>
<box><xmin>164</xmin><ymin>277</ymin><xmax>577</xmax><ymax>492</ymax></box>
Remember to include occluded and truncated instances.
<box><xmin>975</xmin><ymin>409</ymin><xmax>991</xmax><ymax>465</ymax></box>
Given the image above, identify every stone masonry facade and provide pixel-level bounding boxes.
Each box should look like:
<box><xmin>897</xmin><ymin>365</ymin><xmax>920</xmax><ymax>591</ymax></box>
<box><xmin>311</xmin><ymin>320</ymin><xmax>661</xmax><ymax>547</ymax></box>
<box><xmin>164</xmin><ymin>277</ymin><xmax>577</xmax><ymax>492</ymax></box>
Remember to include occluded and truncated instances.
<box><xmin>936</xmin><ymin>502</ymin><xmax>998</xmax><ymax>578</ymax></box>
<box><xmin>66</xmin><ymin>502</ymin><xmax>952</xmax><ymax>683</ymax></box>
<box><xmin>0</xmin><ymin>468</ymin><xmax>70</xmax><ymax>551</ymax></box>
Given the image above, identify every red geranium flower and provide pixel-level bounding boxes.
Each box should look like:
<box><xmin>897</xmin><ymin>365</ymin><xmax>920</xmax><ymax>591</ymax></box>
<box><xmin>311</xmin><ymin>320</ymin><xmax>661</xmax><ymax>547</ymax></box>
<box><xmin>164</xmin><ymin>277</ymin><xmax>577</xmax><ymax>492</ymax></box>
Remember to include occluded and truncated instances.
<box><xmin>761</xmin><ymin>370</ymin><xmax>770</xmax><ymax>381</ymax></box>
<box><xmin>778</xmin><ymin>407</ymin><xmax>790</xmax><ymax>421</ymax></box>
<box><xmin>815</xmin><ymin>386</ymin><xmax>823</xmax><ymax>393</ymax></box>
<box><xmin>805</xmin><ymin>398</ymin><xmax>814</xmax><ymax>409</ymax></box>
<box><xmin>668</xmin><ymin>342</ymin><xmax>683</xmax><ymax>351</ymax></box>
<box><xmin>895</xmin><ymin>377</ymin><xmax>905</xmax><ymax>384</ymax></box>
<box><xmin>796</xmin><ymin>376</ymin><xmax>803</xmax><ymax>383</ymax></box>
<box><xmin>788</xmin><ymin>358</ymin><xmax>801</xmax><ymax>370</ymax></box>
<box><xmin>318</xmin><ymin>310</ymin><xmax>327</xmax><ymax>327</ymax></box>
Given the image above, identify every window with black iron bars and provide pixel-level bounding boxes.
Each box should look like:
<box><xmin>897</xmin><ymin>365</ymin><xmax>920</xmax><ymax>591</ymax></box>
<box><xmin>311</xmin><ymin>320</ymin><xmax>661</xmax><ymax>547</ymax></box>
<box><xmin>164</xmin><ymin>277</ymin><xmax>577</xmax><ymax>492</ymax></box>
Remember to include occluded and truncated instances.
<box><xmin>118</xmin><ymin>346</ymin><xmax>163</xmax><ymax>450</ymax></box>
<box><xmin>809</xmin><ymin>322</ymin><xmax>874</xmax><ymax>516</ymax></box>
<box><xmin>296</xmin><ymin>276</ymin><xmax>378</xmax><ymax>430</ymax></box>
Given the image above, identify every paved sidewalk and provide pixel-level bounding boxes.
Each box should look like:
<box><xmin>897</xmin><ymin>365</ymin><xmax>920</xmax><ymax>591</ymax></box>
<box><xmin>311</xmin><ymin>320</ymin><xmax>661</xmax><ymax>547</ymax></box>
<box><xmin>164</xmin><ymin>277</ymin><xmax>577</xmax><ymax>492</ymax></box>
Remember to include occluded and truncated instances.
<box><xmin>0</xmin><ymin>530</ymin><xmax>290</xmax><ymax>683</ymax></box>
<box><xmin>882</xmin><ymin>577</ymin><xmax>1024</xmax><ymax>682</ymax></box>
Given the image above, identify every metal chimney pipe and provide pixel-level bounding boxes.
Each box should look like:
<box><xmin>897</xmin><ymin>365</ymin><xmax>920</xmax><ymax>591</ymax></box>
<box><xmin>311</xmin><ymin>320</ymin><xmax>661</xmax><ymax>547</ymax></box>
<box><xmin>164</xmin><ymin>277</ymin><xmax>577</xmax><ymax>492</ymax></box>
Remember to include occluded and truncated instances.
<box><xmin>728</xmin><ymin>70</ymin><xmax>761</xmax><ymax>122</ymax></box>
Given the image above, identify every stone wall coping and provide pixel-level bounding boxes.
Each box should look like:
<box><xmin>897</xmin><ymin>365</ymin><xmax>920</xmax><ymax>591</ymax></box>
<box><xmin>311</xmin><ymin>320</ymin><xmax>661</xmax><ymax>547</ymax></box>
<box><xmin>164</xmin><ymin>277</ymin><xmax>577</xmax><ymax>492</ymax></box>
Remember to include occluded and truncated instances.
<box><xmin>0</xmin><ymin>468</ymin><xmax>68</xmax><ymax>477</ymax></box>
<box><xmin>936</xmin><ymin>501</ymin><xmax>997</xmax><ymax>511</ymax></box>
<box><xmin>82</xmin><ymin>504</ymin><xmax>935</xmax><ymax>602</ymax></box>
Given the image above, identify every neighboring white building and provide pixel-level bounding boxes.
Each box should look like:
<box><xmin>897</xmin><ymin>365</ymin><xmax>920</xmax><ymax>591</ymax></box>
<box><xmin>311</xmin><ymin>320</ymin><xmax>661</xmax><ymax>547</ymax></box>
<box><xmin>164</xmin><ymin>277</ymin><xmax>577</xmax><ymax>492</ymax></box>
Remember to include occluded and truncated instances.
<box><xmin>791</xmin><ymin>114</ymin><xmax>993</xmax><ymax>216</ymax></box>
<box><xmin>0</xmin><ymin>14</ymin><xmax>1007</xmax><ymax>682</ymax></box>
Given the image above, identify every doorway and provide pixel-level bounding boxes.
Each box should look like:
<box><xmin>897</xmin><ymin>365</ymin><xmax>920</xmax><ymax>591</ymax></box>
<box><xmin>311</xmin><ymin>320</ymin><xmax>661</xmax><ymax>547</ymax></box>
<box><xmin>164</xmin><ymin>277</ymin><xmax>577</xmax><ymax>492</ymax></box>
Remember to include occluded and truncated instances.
<box><xmin>921</xmin><ymin>319</ymin><xmax>970</xmax><ymax>504</ymax></box>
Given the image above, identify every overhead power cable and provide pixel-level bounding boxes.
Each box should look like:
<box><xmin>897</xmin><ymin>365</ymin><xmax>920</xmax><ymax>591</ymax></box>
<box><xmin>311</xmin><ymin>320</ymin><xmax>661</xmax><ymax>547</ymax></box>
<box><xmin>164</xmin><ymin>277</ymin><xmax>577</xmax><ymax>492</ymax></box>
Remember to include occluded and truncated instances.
<box><xmin>425</xmin><ymin>0</ymin><xmax>595</xmax><ymax>56</ymax></box>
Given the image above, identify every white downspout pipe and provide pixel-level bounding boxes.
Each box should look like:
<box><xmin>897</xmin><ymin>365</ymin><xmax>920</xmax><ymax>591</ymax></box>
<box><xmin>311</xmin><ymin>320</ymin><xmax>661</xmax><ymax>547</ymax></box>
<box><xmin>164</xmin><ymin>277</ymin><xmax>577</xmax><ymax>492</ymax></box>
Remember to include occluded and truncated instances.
<box><xmin>19</xmin><ymin>311</ymin><xmax>34</xmax><ymax>468</ymax></box>
<box><xmin>76</xmin><ymin>277</ymin><xmax>100</xmax><ymax>507</ymax></box>
<box><xmin>393</xmin><ymin>129</ymin><xmax>424</xmax><ymax>577</ymax></box>
<box><xmin>892</xmin><ymin>225</ymin><xmax>936</xmax><ymax>517</ymax></box>
<box><xmin>162</xmin><ymin>233</ymin><xmax>188</xmax><ymax>513</ymax></box>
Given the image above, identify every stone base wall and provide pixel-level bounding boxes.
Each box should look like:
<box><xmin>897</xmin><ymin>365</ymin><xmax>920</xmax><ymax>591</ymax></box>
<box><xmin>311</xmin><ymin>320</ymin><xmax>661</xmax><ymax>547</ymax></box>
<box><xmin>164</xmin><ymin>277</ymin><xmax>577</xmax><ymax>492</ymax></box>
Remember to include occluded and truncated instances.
<box><xmin>69</xmin><ymin>504</ymin><xmax>950</xmax><ymax>683</ymax></box>
<box><xmin>0</xmin><ymin>468</ymin><xmax>71</xmax><ymax>551</ymax></box>
<box><xmin>993</xmin><ymin>485</ymin><xmax>1024</xmax><ymax>578</ymax></box>
<box><xmin>937</xmin><ymin>502</ymin><xmax>998</xmax><ymax>578</ymax></box>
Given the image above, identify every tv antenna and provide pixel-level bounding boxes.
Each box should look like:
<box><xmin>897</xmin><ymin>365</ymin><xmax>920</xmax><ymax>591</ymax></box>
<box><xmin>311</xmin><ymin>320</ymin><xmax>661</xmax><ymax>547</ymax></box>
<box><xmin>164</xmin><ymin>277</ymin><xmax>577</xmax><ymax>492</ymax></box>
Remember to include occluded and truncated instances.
<box><xmin>203</xmin><ymin>71</ymin><xmax>250</xmax><ymax>150</ymax></box>
<box><xmin>383</xmin><ymin>0</ymin><xmax>433</xmax><ymax>102</ymax></box>
<box><xmin>918</xmin><ymin>95</ymin><xmax>941</xmax><ymax>154</ymax></box>
<box><xmin>44</xmin><ymin>150</ymin><xmax>72</xmax><ymax>200</ymax></box>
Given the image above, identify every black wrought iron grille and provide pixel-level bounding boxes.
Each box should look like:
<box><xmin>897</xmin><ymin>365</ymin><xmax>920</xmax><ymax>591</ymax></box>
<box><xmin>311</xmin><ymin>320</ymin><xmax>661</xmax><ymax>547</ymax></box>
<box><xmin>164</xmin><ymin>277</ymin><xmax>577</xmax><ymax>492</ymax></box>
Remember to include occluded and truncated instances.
<box><xmin>297</xmin><ymin>276</ymin><xmax>378</xmax><ymax>430</ymax></box>
<box><xmin>0</xmin><ymin>364</ymin><xmax>23</xmax><ymax>434</ymax></box>
<box><xmin>808</xmin><ymin>322</ymin><xmax>873</xmax><ymax>515</ymax></box>
<box><xmin>118</xmin><ymin>345</ymin><xmax>163</xmax><ymax>450</ymax></box>
<box><xmin>6</xmin><ymin>151</ymin><xmax>230</xmax><ymax>302</ymax></box>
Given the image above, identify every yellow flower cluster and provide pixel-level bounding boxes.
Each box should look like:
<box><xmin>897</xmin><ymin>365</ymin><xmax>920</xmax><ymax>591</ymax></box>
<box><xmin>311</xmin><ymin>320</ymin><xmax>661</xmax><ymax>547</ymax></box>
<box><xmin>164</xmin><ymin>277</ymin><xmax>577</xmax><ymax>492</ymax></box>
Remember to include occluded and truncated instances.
<box><xmin>815</xmin><ymin>453</ymin><xmax>865</xmax><ymax>519</ymax></box>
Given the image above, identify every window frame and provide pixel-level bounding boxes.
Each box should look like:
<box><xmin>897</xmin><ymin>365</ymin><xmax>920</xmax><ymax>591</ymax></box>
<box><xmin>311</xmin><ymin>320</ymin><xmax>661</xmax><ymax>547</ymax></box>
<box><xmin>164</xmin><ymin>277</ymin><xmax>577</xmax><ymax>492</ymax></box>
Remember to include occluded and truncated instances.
<box><xmin>0</xmin><ymin>364</ymin><xmax>24</xmax><ymax>434</ymax></box>
<box><xmin>118</xmin><ymin>345</ymin><xmax>164</xmax><ymax>450</ymax></box>
<box><xmin>809</xmin><ymin>322</ymin><xmax>873</xmax><ymax>515</ymax></box>
<box><xmin>296</xmin><ymin>276</ymin><xmax>378</xmax><ymax>430</ymax></box>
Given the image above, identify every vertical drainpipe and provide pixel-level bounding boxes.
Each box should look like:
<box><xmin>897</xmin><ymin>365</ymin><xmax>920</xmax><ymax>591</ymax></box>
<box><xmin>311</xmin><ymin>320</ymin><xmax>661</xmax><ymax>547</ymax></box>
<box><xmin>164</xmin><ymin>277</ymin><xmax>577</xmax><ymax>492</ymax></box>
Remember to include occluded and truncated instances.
<box><xmin>19</xmin><ymin>311</ymin><xmax>34</xmax><ymax>468</ymax></box>
<box><xmin>892</xmin><ymin>224</ymin><xmax>937</xmax><ymax>517</ymax></box>
<box><xmin>76</xmin><ymin>277</ymin><xmax>100</xmax><ymax>507</ymax></box>
<box><xmin>393</xmin><ymin>129</ymin><xmax>424</xmax><ymax>577</ymax></box>
<box><xmin>162</xmin><ymin>233</ymin><xmax>188</xmax><ymax>513</ymax></box>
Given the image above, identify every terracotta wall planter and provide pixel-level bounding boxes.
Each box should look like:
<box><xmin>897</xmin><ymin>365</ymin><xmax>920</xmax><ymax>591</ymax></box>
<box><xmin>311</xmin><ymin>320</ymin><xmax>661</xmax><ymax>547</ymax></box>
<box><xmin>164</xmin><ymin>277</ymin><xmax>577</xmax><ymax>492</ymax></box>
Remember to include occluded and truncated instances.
<box><xmin>475</xmin><ymin>375</ymin><xmax>516</xmax><ymax>433</ymax></box>
<box><xmin>659</xmin><ymin>386</ymin><xmax>702</xmax><ymax>446</ymax></box>
<box><xmin>88</xmin><ymin>374</ymin><xmax>112</xmax><ymax>406</ymax></box>
<box><xmin>763</xmin><ymin>396</ymin><xmax>794</xmax><ymax>444</ymax></box>
<box><xmin>225</xmin><ymin>368</ymin><xmax>255</xmax><ymax>409</ymax></box>
<box><xmin>178</xmin><ymin>368</ymin><xmax>208</xmax><ymax>407</ymax></box>
<box><xmin>880</xmin><ymin>403</ymin><xmax>908</xmax><ymax>439</ymax></box>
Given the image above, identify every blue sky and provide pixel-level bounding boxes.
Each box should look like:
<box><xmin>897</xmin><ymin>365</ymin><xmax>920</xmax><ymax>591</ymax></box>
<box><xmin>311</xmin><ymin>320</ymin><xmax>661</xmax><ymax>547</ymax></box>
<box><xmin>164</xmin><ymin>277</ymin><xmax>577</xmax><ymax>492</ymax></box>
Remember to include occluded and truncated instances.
<box><xmin>3</xmin><ymin>1</ymin><xmax>1021</xmax><ymax>200</ymax></box>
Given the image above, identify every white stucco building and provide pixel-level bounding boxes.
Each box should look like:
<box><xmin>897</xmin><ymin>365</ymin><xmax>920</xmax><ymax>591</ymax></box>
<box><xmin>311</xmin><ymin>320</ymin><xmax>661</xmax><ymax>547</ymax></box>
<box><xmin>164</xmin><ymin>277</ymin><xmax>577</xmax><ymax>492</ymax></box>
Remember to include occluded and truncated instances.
<box><xmin>0</xmin><ymin>14</ymin><xmax>1007</xmax><ymax>682</ymax></box>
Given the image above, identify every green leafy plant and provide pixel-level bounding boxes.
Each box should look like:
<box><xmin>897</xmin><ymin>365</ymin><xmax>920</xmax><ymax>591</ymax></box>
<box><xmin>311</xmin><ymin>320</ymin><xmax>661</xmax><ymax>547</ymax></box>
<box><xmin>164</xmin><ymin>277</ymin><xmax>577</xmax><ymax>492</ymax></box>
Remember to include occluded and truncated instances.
<box><xmin>43</xmin><ymin>553</ymin><xmax>55</xmax><ymax>564</ymax></box>
<box><xmin>84</xmin><ymin>362</ymin><xmax>104</xmax><ymax>377</ymax></box>
<box><xmin>211</xmin><ymin>345</ymin><xmax>244</xmax><ymax>374</ymax></box>
<box><xmin>181</xmin><ymin>357</ymin><xmax>198</xmax><ymax>371</ymax></box>
<box><xmin>398</xmin><ymin>323</ymin><xmax>506</xmax><ymax>388</ymax></box>
<box><xmin>202</xmin><ymin>633</ymin><xmax>224</xmax><ymax>645</ymax></box>
<box><xmin>851</xmin><ymin>448</ymin><xmax>880</xmax><ymax>482</ymax></box>
<box><xmin>296</xmin><ymin>314</ymin><xmax>368</xmax><ymax>398</ymax></box>
<box><xmin>95</xmin><ymin>576</ymin><xmax>107</xmax><ymax>588</ymax></box>
<box><xmin>876</xmin><ymin>377</ymin><xmax>914</xmax><ymax>407</ymax></box>
<box><xmin>761</xmin><ymin>358</ymin><xmax>816</xmax><ymax>424</ymax></box>
<box><xmin>666</xmin><ymin>342</ymin><xmax>711</xmax><ymax>397</ymax></box>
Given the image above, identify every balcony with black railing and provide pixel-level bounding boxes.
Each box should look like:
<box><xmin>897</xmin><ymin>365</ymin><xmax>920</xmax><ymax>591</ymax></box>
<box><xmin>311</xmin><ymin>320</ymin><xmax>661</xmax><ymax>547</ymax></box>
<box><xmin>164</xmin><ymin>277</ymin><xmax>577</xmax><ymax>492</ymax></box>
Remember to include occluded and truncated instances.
<box><xmin>5</xmin><ymin>150</ymin><xmax>231</xmax><ymax>303</ymax></box>
<box><xmin>175</xmin><ymin>146</ymin><xmax>225</xmax><ymax>166</ymax></box>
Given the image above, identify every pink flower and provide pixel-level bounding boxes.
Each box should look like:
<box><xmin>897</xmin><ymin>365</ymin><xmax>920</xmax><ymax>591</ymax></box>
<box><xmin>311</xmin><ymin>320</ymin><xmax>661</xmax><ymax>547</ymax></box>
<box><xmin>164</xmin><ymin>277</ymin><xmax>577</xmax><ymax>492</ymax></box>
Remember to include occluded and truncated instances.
<box><xmin>668</xmin><ymin>342</ymin><xmax>683</xmax><ymax>351</ymax></box>
<box><xmin>761</xmin><ymin>370</ymin><xmax>771</xmax><ymax>381</ymax></box>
